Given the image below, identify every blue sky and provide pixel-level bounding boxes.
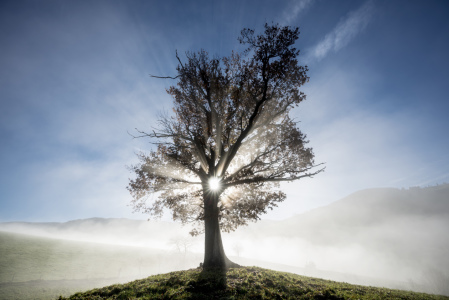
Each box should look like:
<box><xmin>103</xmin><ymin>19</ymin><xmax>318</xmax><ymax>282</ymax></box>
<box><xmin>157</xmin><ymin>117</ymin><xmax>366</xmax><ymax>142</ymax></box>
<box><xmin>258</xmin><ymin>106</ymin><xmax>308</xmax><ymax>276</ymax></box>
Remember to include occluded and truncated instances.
<box><xmin>1</xmin><ymin>0</ymin><xmax>448</xmax><ymax>222</ymax></box>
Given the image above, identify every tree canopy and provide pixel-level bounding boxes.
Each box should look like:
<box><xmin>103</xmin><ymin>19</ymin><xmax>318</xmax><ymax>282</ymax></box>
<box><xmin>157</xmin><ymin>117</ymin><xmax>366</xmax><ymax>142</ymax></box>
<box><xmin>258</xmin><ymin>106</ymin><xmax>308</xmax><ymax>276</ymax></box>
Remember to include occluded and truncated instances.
<box><xmin>128</xmin><ymin>23</ymin><xmax>324</xmax><ymax>237</ymax></box>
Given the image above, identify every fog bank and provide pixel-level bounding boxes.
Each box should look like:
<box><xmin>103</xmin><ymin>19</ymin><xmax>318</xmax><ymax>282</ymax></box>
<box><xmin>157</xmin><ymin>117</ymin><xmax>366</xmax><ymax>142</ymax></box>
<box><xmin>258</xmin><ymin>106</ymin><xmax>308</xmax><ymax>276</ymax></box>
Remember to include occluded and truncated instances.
<box><xmin>1</xmin><ymin>184</ymin><xmax>448</xmax><ymax>296</ymax></box>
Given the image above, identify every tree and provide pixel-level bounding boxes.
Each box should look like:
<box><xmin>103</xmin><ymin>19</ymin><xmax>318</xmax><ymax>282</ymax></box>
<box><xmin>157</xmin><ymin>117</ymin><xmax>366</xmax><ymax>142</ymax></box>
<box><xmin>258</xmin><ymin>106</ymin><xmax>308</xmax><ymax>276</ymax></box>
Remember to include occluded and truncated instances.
<box><xmin>128</xmin><ymin>23</ymin><xmax>324</xmax><ymax>271</ymax></box>
<box><xmin>170</xmin><ymin>236</ymin><xmax>194</xmax><ymax>256</ymax></box>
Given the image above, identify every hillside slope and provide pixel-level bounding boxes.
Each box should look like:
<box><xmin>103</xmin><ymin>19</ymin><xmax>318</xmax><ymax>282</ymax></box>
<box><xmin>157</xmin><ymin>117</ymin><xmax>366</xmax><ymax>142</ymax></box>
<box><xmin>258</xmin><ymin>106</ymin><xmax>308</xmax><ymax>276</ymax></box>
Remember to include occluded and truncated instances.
<box><xmin>59</xmin><ymin>267</ymin><xmax>448</xmax><ymax>300</ymax></box>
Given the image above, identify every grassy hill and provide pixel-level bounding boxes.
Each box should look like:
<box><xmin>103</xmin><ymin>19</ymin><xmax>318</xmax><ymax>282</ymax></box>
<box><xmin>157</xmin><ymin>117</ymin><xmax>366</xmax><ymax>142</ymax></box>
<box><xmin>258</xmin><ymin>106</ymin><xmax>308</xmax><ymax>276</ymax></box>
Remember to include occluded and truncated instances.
<box><xmin>58</xmin><ymin>267</ymin><xmax>448</xmax><ymax>299</ymax></box>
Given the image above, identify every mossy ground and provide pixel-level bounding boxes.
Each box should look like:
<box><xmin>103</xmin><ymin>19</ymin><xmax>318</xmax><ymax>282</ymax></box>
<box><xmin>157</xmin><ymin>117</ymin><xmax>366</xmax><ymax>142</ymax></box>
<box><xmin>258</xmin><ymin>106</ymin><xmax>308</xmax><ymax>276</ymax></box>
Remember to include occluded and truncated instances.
<box><xmin>59</xmin><ymin>266</ymin><xmax>448</xmax><ymax>300</ymax></box>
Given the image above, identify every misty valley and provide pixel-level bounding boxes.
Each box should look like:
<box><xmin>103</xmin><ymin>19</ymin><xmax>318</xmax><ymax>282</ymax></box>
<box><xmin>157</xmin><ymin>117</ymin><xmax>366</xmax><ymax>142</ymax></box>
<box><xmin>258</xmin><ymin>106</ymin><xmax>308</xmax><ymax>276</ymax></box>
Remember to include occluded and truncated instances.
<box><xmin>2</xmin><ymin>0</ymin><xmax>449</xmax><ymax>298</ymax></box>
<box><xmin>1</xmin><ymin>184</ymin><xmax>448</xmax><ymax>299</ymax></box>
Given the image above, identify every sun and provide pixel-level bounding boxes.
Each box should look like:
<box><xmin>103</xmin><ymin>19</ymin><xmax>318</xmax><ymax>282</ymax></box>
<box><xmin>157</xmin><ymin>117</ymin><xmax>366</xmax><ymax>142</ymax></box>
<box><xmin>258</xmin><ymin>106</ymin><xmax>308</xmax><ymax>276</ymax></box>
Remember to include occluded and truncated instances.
<box><xmin>209</xmin><ymin>177</ymin><xmax>221</xmax><ymax>191</ymax></box>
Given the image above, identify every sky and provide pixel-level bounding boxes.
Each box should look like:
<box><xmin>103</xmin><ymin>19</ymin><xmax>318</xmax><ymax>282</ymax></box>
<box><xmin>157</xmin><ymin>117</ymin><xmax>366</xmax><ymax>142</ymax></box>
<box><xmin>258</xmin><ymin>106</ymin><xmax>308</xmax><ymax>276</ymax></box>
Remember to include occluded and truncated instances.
<box><xmin>1</xmin><ymin>0</ymin><xmax>449</xmax><ymax>222</ymax></box>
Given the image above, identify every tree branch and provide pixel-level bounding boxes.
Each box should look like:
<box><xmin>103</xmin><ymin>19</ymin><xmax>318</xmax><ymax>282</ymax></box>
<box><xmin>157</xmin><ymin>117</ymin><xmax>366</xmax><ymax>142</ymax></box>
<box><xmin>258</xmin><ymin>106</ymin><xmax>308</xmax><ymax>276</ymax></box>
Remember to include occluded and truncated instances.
<box><xmin>149</xmin><ymin>74</ymin><xmax>180</xmax><ymax>79</ymax></box>
<box><xmin>223</xmin><ymin>165</ymin><xmax>325</xmax><ymax>188</ymax></box>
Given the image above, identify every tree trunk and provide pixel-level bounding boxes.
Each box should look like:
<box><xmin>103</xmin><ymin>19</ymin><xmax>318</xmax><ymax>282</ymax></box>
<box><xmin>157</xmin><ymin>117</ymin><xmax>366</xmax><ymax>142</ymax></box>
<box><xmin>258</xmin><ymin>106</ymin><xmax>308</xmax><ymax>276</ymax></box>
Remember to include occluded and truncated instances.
<box><xmin>203</xmin><ymin>193</ymin><xmax>237</xmax><ymax>270</ymax></box>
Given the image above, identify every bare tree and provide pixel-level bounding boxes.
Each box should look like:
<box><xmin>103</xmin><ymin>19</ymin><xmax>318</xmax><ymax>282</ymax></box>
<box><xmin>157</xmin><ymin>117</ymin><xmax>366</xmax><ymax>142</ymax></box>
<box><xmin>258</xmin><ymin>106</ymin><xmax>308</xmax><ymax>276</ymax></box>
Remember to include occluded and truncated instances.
<box><xmin>233</xmin><ymin>242</ymin><xmax>243</xmax><ymax>258</ymax></box>
<box><xmin>128</xmin><ymin>23</ymin><xmax>324</xmax><ymax>271</ymax></box>
<box><xmin>170</xmin><ymin>236</ymin><xmax>194</xmax><ymax>257</ymax></box>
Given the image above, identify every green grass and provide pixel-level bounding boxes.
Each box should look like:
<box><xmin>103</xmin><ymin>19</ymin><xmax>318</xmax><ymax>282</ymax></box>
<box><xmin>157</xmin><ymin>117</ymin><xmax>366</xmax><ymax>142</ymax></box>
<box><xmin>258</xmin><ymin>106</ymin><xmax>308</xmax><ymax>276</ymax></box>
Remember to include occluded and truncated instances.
<box><xmin>0</xmin><ymin>230</ymin><xmax>175</xmax><ymax>283</ymax></box>
<box><xmin>1</xmin><ymin>231</ymin><xmax>448</xmax><ymax>299</ymax></box>
<box><xmin>0</xmin><ymin>231</ymin><xmax>199</xmax><ymax>300</ymax></box>
<box><xmin>59</xmin><ymin>267</ymin><xmax>448</xmax><ymax>300</ymax></box>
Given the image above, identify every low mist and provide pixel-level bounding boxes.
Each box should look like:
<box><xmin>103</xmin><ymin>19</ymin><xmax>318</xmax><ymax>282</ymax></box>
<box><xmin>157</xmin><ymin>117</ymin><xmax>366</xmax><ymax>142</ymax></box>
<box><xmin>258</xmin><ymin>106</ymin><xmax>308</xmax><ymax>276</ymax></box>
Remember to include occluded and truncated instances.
<box><xmin>1</xmin><ymin>184</ymin><xmax>448</xmax><ymax>297</ymax></box>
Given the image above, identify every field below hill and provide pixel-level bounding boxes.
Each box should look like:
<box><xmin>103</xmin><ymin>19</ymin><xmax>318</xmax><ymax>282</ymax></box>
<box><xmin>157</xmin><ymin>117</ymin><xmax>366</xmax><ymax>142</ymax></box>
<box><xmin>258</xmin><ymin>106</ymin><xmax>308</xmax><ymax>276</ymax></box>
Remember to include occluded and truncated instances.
<box><xmin>0</xmin><ymin>231</ymin><xmax>201</xmax><ymax>300</ymax></box>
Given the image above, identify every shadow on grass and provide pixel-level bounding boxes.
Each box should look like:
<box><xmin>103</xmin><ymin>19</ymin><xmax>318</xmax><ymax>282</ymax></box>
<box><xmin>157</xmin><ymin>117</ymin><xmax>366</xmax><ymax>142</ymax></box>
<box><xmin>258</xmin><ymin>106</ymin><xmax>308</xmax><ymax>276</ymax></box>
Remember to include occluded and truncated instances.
<box><xmin>185</xmin><ymin>268</ymin><xmax>229</xmax><ymax>299</ymax></box>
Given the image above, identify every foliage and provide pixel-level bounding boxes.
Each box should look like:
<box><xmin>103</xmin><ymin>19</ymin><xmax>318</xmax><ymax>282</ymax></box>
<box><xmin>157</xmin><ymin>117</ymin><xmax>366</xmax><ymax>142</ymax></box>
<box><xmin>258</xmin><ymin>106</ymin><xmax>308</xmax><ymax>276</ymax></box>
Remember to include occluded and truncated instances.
<box><xmin>128</xmin><ymin>23</ymin><xmax>324</xmax><ymax>235</ymax></box>
<box><xmin>59</xmin><ymin>267</ymin><xmax>448</xmax><ymax>300</ymax></box>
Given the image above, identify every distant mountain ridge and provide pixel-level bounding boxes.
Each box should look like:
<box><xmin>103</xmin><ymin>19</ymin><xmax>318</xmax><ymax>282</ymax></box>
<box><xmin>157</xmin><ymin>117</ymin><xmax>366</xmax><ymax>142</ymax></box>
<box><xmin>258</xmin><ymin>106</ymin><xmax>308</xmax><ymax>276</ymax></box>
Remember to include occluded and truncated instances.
<box><xmin>1</xmin><ymin>184</ymin><xmax>448</xmax><ymax>248</ymax></box>
<box><xmin>283</xmin><ymin>183</ymin><xmax>449</xmax><ymax>232</ymax></box>
<box><xmin>2</xmin><ymin>183</ymin><xmax>448</xmax><ymax>228</ymax></box>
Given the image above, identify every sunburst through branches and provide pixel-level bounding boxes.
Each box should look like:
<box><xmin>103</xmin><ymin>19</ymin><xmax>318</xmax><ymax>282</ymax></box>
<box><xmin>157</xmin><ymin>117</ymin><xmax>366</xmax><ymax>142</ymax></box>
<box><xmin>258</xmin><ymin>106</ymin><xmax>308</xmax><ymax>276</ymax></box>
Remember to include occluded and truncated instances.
<box><xmin>128</xmin><ymin>23</ymin><xmax>324</xmax><ymax>269</ymax></box>
<box><xmin>209</xmin><ymin>177</ymin><xmax>221</xmax><ymax>192</ymax></box>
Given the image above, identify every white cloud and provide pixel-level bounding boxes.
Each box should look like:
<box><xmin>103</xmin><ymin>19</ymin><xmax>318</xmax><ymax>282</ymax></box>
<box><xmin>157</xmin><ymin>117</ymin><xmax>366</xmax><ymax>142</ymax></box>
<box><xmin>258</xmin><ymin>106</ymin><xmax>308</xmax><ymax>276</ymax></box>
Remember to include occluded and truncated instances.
<box><xmin>281</xmin><ymin>0</ymin><xmax>313</xmax><ymax>25</ymax></box>
<box><xmin>308</xmin><ymin>1</ymin><xmax>374</xmax><ymax>61</ymax></box>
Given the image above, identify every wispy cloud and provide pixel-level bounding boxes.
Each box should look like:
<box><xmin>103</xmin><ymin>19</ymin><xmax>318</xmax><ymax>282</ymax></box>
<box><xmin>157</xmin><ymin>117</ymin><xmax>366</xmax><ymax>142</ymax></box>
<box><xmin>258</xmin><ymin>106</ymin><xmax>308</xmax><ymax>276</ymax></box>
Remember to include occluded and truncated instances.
<box><xmin>281</xmin><ymin>0</ymin><xmax>313</xmax><ymax>25</ymax></box>
<box><xmin>308</xmin><ymin>1</ymin><xmax>374</xmax><ymax>62</ymax></box>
